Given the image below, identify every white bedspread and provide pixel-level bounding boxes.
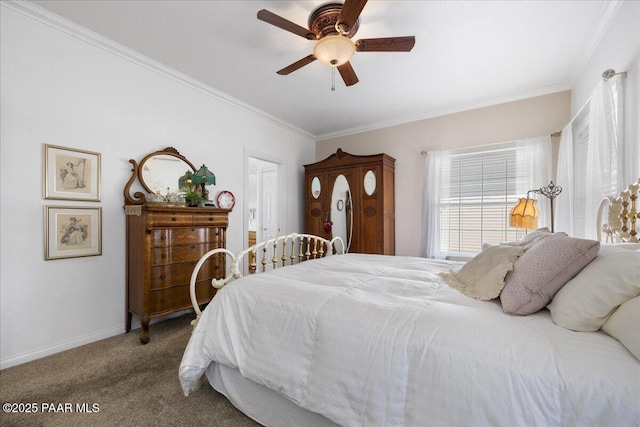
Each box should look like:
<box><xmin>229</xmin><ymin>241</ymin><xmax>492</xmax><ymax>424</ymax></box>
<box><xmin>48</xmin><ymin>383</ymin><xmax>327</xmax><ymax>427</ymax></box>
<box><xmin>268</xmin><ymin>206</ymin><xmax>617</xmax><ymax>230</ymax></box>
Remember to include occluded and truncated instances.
<box><xmin>179</xmin><ymin>254</ymin><xmax>640</xmax><ymax>427</ymax></box>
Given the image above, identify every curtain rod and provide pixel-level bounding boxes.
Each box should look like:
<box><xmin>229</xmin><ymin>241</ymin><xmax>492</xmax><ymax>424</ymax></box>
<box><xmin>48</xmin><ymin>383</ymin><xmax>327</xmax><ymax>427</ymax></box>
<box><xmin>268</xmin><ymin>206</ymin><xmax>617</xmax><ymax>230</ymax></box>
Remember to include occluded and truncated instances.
<box><xmin>554</xmin><ymin>68</ymin><xmax>628</xmax><ymax>136</ymax></box>
<box><xmin>602</xmin><ymin>68</ymin><xmax>627</xmax><ymax>81</ymax></box>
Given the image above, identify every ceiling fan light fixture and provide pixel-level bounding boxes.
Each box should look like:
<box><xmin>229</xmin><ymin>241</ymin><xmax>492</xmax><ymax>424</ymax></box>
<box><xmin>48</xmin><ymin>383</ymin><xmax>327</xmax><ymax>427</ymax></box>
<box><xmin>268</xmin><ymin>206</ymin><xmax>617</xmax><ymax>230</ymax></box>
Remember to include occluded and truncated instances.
<box><xmin>314</xmin><ymin>35</ymin><xmax>355</xmax><ymax>67</ymax></box>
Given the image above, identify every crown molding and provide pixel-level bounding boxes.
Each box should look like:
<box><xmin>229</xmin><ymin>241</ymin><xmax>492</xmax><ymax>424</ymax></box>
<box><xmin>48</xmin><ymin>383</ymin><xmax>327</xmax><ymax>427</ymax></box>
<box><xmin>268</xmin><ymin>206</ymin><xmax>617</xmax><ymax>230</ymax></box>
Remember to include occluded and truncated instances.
<box><xmin>316</xmin><ymin>83</ymin><xmax>571</xmax><ymax>141</ymax></box>
<box><xmin>1</xmin><ymin>0</ymin><xmax>314</xmax><ymax>140</ymax></box>
<box><xmin>562</xmin><ymin>0</ymin><xmax>622</xmax><ymax>87</ymax></box>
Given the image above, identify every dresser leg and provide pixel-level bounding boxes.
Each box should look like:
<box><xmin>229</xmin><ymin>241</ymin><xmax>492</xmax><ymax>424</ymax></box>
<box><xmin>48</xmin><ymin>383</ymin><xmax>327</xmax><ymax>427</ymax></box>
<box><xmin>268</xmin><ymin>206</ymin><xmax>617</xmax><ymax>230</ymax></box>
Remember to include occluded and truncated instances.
<box><xmin>139</xmin><ymin>314</ymin><xmax>150</xmax><ymax>344</ymax></box>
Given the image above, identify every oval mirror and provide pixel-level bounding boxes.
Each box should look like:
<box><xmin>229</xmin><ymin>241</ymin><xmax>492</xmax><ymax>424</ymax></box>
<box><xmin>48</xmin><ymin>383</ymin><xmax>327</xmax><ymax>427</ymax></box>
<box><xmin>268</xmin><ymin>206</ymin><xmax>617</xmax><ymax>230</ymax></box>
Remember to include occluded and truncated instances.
<box><xmin>363</xmin><ymin>170</ymin><xmax>376</xmax><ymax>196</ymax></box>
<box><xmin>311</xmin><ymin>176</ymin><xmax>321</xmax><ymax>199</ymax></box>
<box><xmin>331</xmin><ymin>174</ymin><xmax>352</xmax><ymax>252</ymax></box>
<box><xmin>139</xmin><ymin>151</ymin><xmax>195</xmax><ymax>196</ymax></box>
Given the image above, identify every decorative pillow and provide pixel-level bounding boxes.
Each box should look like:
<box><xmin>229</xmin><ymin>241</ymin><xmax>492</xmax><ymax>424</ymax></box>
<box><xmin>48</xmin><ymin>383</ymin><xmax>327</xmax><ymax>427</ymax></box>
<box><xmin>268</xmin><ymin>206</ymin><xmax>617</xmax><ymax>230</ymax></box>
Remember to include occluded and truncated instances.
<box><xmin>548</xmin><ymin>243</ymin><xmax>640</xmax><ymax>331</ymax></box>
<box><xmin>501</xmin><ymin>234</ymin><xmax>600</xmax><ymax>315</ymax></box>
<box><xmin>601</xmin><ymin>295</ymin><xmax>640</xmax><ymax>361</ymax></box>
<box><xmin>440</xmin><ymin>244</ymin><xmax>527</xmax><ymax>300</ymax></box>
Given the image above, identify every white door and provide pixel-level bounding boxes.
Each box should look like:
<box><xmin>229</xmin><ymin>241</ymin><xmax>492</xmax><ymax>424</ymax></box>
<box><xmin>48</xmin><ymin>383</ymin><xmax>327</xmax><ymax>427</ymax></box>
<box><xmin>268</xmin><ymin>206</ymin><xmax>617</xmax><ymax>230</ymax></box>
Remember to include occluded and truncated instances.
<box><xmin>259</xmin><ymin>167</ymin><xmax>278</xmax><ymax>241</ymax></box>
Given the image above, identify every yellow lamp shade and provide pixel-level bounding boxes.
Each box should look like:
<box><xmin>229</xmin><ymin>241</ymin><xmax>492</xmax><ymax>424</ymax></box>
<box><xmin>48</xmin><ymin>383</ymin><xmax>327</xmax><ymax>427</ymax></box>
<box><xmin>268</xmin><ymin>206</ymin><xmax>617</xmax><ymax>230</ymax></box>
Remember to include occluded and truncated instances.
<box><xmin>510</xmin><ymin>198</ymin><xmax>540</xmax><ymax>230</ymax></box>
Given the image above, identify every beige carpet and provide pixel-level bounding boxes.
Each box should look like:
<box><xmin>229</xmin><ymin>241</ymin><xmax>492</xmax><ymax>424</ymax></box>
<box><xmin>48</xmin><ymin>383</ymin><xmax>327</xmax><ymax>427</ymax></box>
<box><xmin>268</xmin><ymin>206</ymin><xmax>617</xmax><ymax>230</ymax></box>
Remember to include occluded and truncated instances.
<box><xmin>0</xmin><ymin>314</ymin><xmax>260</xmax><ymax>426</ymax></box>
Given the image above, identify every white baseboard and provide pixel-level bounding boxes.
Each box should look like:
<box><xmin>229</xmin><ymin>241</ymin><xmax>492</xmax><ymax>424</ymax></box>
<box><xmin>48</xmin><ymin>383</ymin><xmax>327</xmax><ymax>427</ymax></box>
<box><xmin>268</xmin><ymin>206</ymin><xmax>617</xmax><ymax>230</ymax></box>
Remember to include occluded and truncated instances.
<box><xmin>0</xmin><ymin>325</ymin><xmax>124</xmax><ymax>370</ymax></box>
<box><xmin>0</xmin><ymin>310</ymin><xmax>196</xmax><ymax>370</ymax></box>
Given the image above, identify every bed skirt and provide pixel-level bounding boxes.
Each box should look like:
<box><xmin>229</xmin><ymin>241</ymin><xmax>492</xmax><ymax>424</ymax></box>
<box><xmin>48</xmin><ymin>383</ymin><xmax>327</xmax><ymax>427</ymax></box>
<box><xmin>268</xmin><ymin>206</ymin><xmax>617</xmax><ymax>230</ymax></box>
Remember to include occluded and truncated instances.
<box><xmin>207</xmin><ymin>363</ymin><xmax>339</xmax><ymax>427</ymax></box>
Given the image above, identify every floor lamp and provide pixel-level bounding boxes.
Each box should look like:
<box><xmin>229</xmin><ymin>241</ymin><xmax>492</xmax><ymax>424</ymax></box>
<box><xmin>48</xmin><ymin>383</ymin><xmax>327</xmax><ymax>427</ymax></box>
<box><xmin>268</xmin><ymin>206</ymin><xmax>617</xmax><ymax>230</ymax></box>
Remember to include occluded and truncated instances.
<box><xmin>510</xmin><ymin>181</ymin><xmax>562</xmax><ymax>233</ymax></box>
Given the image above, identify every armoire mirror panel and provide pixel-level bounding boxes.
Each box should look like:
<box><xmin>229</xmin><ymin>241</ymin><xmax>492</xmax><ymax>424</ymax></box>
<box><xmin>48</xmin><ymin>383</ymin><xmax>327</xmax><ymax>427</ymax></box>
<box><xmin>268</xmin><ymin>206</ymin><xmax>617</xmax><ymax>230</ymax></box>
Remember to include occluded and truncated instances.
<box><xmin>363</xmin><ymin>170</ymin><xmax>376</xmax><ymax>196</ymax></box>
<box><xmin>331</xmin><ymin>174</ymin><xmax>353</xmax><ymax>252</ymax></box>
<box><xmin>311</xmin><ymin>176</ymin><xmax>321</xmax><ymax>199</ymax></box>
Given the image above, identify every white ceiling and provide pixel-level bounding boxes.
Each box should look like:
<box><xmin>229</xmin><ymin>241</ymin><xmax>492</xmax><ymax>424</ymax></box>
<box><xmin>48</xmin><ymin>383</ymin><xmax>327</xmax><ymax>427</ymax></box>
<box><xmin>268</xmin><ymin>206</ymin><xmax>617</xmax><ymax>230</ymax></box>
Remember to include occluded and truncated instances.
<box><xmin>30</xmin><ymin>0</ymin><xmax>614</xmax><ymax>139</ymax></box>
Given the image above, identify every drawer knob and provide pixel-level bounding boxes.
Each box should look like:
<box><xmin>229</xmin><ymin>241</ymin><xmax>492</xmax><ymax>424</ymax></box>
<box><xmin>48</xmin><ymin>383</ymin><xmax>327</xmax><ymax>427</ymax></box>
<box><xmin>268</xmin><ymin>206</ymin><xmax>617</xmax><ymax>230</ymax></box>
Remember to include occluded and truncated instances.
<box><xmin>160</xmin><ymin>274</ymin><xmax>166</xmax><ymax>280</ymax></box>
<box><xmin>172</xmin><ymin>217</ymin><xmax>177</xmax><ymax>221</ymax></box>
<box><xmin>161</xmin><ymin>236</ymin><xmax>166</xmax><ymax>240</ymax></box>
<box><xmin>161</xmin><ymin>254</ymin><xmax>167</xmax><ymax>259</ymax></box>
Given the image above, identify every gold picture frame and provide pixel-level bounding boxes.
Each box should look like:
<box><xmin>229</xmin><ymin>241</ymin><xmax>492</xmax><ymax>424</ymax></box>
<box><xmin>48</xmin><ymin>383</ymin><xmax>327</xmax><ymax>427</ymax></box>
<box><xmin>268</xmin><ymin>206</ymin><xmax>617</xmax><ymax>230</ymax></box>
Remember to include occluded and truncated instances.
<box><xmin>45</xmin><ymin>206</ymin><xmax>102</xmax><ymax>260</ymax></box>
<box><xmin>44</xmin><ymin>144</ymin><xmax>101</xmax><ymax>201</ymax></box>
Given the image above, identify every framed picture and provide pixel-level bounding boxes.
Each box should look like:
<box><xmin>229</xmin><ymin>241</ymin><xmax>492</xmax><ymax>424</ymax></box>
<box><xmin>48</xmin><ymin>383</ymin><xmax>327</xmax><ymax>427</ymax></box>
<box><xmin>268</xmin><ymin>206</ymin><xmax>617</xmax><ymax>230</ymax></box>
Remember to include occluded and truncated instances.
<box><xmin>44</xmin><ymin>144</ymin><xmax>101</xmax><ymax>201</ymax></box>
<box><xmin>45</xmin><ymin>206</ymin><xmax>102</xmax><ymax>260</ymax></box>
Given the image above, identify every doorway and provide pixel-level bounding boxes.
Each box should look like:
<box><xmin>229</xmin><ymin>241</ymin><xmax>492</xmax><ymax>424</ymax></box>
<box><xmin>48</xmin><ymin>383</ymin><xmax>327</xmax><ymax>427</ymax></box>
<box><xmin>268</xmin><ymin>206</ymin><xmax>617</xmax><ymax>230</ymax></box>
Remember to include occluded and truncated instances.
<box><xmin>246</xmin><ymin>155</ymin><xmax>281</xmax><ymax>250</ymax></box>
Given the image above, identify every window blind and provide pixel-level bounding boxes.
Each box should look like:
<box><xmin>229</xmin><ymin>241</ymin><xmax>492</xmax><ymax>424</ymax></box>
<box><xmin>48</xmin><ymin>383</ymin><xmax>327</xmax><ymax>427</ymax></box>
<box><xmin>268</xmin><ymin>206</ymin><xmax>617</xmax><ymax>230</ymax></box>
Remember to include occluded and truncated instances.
<box><xmin>438</xmin><ymin>143</ymin><xmax>528</xmax><ymax>255</ymax></box>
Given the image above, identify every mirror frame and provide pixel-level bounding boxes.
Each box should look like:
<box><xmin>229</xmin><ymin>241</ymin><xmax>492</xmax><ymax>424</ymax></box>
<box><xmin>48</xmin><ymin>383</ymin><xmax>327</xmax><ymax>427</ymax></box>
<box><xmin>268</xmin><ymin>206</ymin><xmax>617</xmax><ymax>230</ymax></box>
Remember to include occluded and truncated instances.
<box><xmin>124</xmin><ymin>147</ymin><xmax>196</xmax><ymax>205</ymax></box>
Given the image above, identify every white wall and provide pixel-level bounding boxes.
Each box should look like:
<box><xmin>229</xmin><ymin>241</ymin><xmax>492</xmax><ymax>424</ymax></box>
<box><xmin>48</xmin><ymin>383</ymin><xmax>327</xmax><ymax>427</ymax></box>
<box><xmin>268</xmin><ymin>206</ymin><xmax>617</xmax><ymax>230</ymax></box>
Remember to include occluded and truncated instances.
<box><xmin>571</xmin><ymin>1</ymin><xmax>639</xmax><ymax>116</ymax></box>
<box><xmin>570</xmin><ymin>0</ymin><xmax>640</xmax><ymax>181</ymax></box>
<box><xmin>0</xmin><ymin>4</ymin><xmax>315</xmax><ymax>368</ymax></box>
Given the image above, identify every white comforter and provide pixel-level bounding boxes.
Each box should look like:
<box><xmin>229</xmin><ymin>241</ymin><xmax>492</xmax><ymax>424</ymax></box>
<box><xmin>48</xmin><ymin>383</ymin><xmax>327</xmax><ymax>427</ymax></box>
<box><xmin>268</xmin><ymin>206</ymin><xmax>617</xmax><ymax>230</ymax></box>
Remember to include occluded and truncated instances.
<box><xmin>179</xmin><ymin>254</ymin><xmax>640</xmax><ymax>427</ymax></box>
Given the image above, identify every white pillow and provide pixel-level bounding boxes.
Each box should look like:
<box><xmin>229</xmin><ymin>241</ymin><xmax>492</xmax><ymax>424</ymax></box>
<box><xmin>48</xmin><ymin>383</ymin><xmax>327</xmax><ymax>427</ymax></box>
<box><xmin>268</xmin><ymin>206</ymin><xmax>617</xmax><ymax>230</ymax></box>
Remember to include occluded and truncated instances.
<box><xmin>548</xmin><ymin>243</ymin><xmax>640</xmax><ymax>331</ymax></box>
<box><xmin>601</xmin><ymin>296</ymin><xmax>640</xmax><ymax>361</ymax></box>
<box><xmin>440</xmin><ymin>244</ymin><xmax>527</xmax><ymax>300</ymax></box>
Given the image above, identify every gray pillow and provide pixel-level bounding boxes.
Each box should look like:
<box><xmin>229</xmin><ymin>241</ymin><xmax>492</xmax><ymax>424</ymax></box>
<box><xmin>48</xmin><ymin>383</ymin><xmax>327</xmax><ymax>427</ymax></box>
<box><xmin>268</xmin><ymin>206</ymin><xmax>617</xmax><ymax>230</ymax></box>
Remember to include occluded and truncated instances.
<box><xmin>501</xmin><ymin>234</ymin><xmax>600</xmax><ymax>315</ymax></box>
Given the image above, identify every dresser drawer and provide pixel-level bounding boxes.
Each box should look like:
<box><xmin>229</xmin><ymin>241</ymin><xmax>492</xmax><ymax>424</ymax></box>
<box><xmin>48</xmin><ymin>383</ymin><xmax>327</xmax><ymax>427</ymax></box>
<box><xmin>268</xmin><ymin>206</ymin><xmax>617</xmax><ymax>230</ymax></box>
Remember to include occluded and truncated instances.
<box><xmin>151</xmin><ymin>243</ymin><xmax>220</xmax><ymax>265</ymax></box>
<box><xmin>193</xmin><ymin>211</ymin><xmax>228</xmax><ymax>226</ymax></box>
<box><xmin>149</xmin><ymin>280</ymin><xmax>216</xmax><ymax>314</ymax></box>
<box><xmin>151</xmin><ymin>228</ymin><xmax>222</xmax><ymax>247</ymax></box>
<box><xmin>150</xmin><ymin>258</ymin><xmax>222</xmax><ymax>289</ymax></box>
<box><xmin>148</xmin><ymin>212</ymin><xmax>193</xmax><ymax>227</ymax></box>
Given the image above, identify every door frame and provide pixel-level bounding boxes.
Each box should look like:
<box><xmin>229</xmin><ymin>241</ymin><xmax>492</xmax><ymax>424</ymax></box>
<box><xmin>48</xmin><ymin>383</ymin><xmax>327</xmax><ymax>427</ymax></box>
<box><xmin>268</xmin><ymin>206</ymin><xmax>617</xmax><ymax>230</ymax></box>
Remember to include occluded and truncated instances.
<box><xmin>243</xmin><ymin>148</ymin><xmax>286</xmax><ymax>247</ymax></box>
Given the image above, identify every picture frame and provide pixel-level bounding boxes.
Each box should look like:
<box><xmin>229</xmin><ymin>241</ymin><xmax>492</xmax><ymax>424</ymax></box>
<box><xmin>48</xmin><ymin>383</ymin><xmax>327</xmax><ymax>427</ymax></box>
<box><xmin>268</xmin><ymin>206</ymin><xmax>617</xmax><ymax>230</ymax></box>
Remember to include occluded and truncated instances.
<box><xmin>45</xmin><ymin>206</ymin><xmax>102</xmax><ymax>260</ymax></box>
<box><xmin>44</xmin><ymin>144</ymin><xmax>101</xmax><ymax>201</ymax></box>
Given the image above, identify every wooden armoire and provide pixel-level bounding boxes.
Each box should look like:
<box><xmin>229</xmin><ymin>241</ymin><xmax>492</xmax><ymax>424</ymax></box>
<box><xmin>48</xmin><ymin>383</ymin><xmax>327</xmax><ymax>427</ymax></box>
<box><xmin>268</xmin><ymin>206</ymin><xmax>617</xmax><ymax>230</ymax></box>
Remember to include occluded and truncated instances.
<box><xmin>304</xmin><ymin>148</ymin><xmax>395</xmax><ymax>255</ymax></box>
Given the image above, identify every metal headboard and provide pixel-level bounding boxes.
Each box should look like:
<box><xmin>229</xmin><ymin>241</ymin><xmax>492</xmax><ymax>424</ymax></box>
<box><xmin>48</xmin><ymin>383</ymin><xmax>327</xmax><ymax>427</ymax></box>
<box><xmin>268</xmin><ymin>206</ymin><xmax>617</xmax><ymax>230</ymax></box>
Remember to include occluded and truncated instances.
<box><xmin>598</xmin><ymin>178</ymin><xmax>640</xmax><ymax>243</ymax></box>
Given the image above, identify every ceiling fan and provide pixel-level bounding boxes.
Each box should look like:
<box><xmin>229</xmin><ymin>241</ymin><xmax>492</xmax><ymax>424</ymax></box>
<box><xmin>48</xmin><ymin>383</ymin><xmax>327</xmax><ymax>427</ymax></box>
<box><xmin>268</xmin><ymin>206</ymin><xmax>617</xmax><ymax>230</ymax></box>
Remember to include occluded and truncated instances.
<box><xmin>257</xmin><ymin>0</ymin><xmax>415</xmax><ymax>88</ymax></box>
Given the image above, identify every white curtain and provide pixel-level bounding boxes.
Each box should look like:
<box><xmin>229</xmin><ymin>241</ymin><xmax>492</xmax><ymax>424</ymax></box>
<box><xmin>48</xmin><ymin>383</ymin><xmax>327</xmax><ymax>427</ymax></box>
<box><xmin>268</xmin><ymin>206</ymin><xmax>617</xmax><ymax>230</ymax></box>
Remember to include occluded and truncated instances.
<box><xmin>554</xmin><ymin>122</ymin><xmax>574</xmax><ymax>236</ymax></box>
<box><xmin>584</xmin><ymin>79</ymin><xmax>624</xmax><ymax>238</ymax></box>
<box><xmin>556</xmin><ymin>76</ymin><xmax>625</xmax><ymax>239</ymax></box>
<box><xmin>516</xmin><ymin>136</ymin><xmax>552</xmax><ymax>229</ymax></box>
<box><xmin>420</xmin><ymin>150</ymin><xmax>451</xmax><ymax>258</ymax></box>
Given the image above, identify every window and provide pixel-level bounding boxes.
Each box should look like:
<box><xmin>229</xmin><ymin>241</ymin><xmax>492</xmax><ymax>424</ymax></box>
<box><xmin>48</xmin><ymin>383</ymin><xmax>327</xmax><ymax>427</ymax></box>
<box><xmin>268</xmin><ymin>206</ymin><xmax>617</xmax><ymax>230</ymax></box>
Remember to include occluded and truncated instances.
<box><xmin>422</xmin><ymin>137</ymin><xmax>551</xmax><ymax>259</ymax></box>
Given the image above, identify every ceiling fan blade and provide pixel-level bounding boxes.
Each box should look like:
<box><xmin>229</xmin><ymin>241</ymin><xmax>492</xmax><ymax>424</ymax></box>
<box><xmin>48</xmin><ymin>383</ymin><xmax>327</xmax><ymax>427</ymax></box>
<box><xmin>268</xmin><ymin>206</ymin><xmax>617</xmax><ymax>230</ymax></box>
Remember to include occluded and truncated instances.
<box><xmin>277</xmin><ymin>55</ymin><xmax>317</xmax><ymax>75</ymax></box>
<box><xmin>257</xmin><ymin>9</ymin><xmax>316</xmax><ymax>40</ymax></box>
<box><xmin>336</xmin><ymin>0</ymin><xmax>367</xmax><ymax>34</ymax></box>
<box><xmin>355</xmin><ymin>36</ymin><xmax>416</xmax><ymax>52</ymax></box>
<box><xmin>337</xmin><ymin>61</ymin><xmax>359</xmax><ymax>86</ymax></box>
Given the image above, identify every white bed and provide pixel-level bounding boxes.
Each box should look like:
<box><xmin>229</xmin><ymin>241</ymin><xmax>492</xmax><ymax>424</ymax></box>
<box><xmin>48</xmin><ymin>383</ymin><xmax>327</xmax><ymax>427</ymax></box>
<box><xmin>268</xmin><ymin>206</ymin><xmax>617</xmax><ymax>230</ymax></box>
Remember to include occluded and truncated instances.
<box><xmin>179</xmin><ymin>183</ymin><xmax>640</xmax><ymax>427</ymax></box>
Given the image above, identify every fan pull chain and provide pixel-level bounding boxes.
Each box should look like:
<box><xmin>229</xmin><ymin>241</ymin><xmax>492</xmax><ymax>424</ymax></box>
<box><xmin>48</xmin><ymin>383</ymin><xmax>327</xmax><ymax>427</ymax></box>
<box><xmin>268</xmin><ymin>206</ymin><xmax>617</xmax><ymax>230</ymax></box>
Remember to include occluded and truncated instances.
<box><xmin>331</xmin><ymin>65</ymin><xmax>336</xmax><ymax>91</ymax></box>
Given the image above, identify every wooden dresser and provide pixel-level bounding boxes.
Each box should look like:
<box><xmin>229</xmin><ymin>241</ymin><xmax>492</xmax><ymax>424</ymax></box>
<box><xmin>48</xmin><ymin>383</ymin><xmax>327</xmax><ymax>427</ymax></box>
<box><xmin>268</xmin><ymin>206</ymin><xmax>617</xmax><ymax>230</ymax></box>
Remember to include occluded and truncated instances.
<box><xmin>125</xmin><ymin>205</ymin><xmax>228</xmax><ymax>343</ymax></box>
<box><xmin>123</xmin><ymin>147</ymin><xmax>228</xmax><ymax>344</ymax></box>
